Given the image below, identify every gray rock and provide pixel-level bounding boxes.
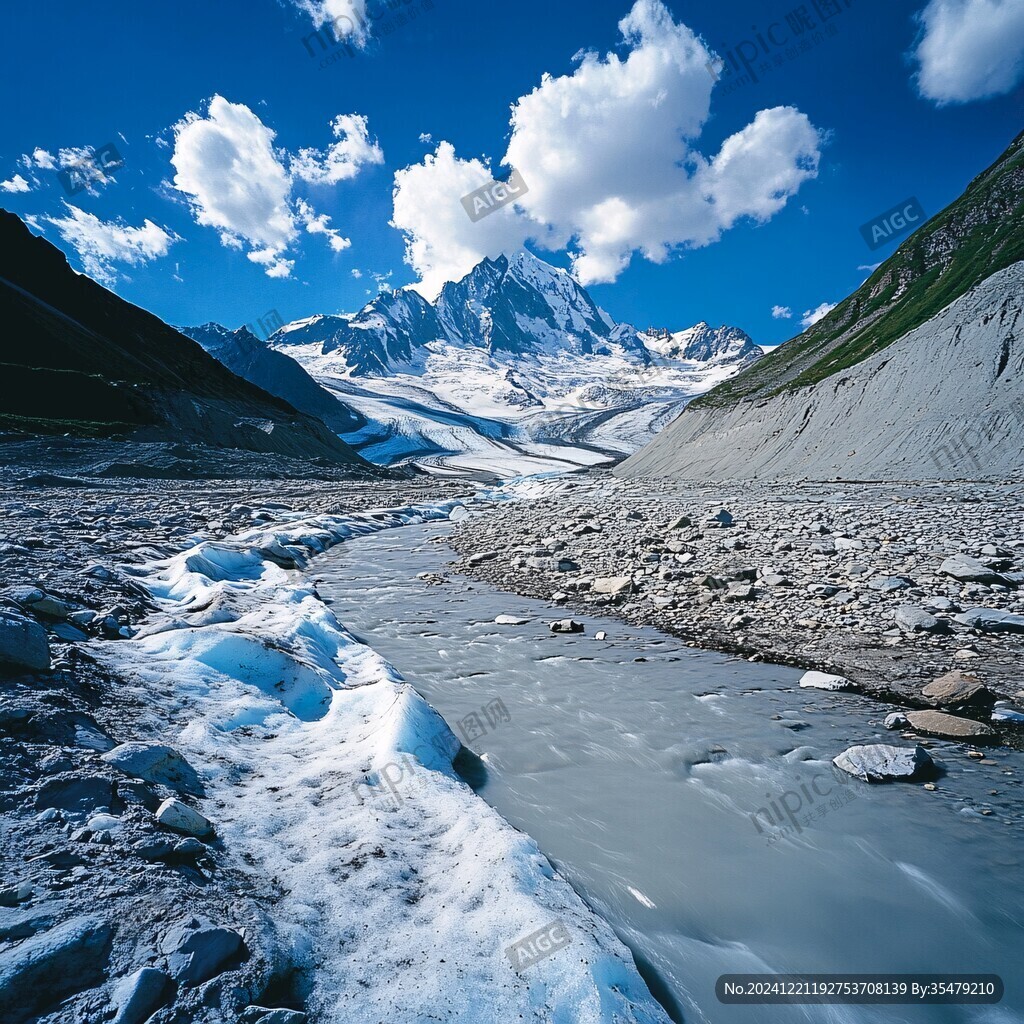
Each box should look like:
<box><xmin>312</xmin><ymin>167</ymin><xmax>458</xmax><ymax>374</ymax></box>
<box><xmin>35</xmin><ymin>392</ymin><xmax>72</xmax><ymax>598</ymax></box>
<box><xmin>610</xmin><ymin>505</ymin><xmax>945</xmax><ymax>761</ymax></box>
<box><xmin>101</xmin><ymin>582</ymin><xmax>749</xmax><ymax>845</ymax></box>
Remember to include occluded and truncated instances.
<box><xmin>867</xmin><ymin>575</ymin><xmax>915</xmax><ymax>592</ymax></box>
<box><xmin>0</xmin><ymin>610</ymin><xmax>50</xmax><ymax>673</ymax></box>
<box><xmin>0</xmin><ymin>883</ymin><xmax>32</xmax><ymax>907</ymax></box>
<box><xmin>111</xmin><ymin>967</ymin><xmax>173</xmax><ymax>1024</ymax></box>
<box><xmin>940</xmin><ymin>554</ymin><xmax>1011</xmax><ymax>586</ymax></box>
<box><xmin>954</xmin><ymin>608</ymin><xmax>1024</xmax><ymax>633</ymax></box>
<box><xmin>155</xmin><ymin>798</ymin><xmax>214</xmax><ymax>837</ymax></box>
<box><xmin>883</xmin><ymin>712</ymin><xmax>909</xmax><ymax>730</ymax></box>
<box><xmin>905</xmin><ymin>710</ymin><xmax>998</xmax><ymax>742</ymax></box>
<box><xmin>921</xmin><ymin>670</ymin><xmax>994</xmax><ymax>711</ymax></box>
<box><xmin>0</xmin><ymin>915</ymin><xmax>114</xmax><ymax>1023</ymax></box>
<box><xmin>592</xmin><ymin>576</ymin><xmax>633</xmax><ymax>596</ymax></box>
<box><xmin>163</xmin><ymin>921</ymin><xmax>246</xmax><ymax>985</ymax></box>
<box><xmin>494</xmin><ymin>614</ymin><xmax>530</xmax><ymax>625</ymax></box>
<box><xmin>894</xmin><ymin>606</ymin><xmax>942</xmax><ymax>633</ymax></box>
<box><xmin>833</xmin><ymin>744</ymin><xmax>934</xmax><ymax>782</ymax></box>
<box><xmin>101</xmin><ymin>743</ymin><xmax>204</xmax><ymax>796</ymax></box>
<box><xmin>549</xmin><ymin>619</ymin><xmax>584</xmax><ymax>634</ymax></box>
<box><xmin>35</xmin><ymin>775</ymin><xmax>114</xmax><ymax>814</ymax></box>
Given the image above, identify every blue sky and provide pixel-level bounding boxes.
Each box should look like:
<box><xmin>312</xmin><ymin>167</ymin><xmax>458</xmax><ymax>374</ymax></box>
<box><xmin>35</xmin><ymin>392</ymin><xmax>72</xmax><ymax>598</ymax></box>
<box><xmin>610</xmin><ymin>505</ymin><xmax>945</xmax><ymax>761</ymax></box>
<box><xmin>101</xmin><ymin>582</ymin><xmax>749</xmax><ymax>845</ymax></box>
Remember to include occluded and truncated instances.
<box><xmin>1</xmin><ymin>0</ymin><xmax>1022</xmax><ymax>345</ymax></box>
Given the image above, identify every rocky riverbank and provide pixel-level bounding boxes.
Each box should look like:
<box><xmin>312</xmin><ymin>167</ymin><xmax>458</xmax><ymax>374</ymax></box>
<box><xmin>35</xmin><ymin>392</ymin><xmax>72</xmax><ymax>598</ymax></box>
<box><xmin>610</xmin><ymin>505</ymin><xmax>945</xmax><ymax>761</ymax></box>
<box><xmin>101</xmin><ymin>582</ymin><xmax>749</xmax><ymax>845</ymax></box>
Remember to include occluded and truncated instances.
<box><xmin>451</xmin><ymin>473</ymin><xmax>1024</xmax><ymax>744</ymax></box>
<box><xmin>0</xmin><ymin>466</ymin><xmax>469</xmax><ymax>1024</ymax></box>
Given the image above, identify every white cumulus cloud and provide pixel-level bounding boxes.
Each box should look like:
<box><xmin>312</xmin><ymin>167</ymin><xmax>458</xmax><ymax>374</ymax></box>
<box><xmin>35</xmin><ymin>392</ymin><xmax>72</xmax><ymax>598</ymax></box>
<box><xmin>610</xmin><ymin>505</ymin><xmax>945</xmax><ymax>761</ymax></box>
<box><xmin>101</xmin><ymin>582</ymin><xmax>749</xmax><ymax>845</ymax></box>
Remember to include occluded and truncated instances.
<box><xmin>771</xmin><ymin>305</ymin><xmax>793</xmax><ymax>319</ymax></box>
<box><xmin>801</xmin><ymin>301</ymin><xmax>837</xmax><ymax>328</ymax></box>
<box><xmin>0</xmin><ymin>174</ymin><xmax>31</xmax><ymax>193</ymax></box>
<box><xmin>45</xmin><ymin>204</ymin><xmax>179</xmax><ymax>286</ymax></box>
<box><xmin>293</xmin><ymin>0</ymin><xmax>370</xmax><ymax>43</ymax></box>
<box><xmin>291</xmin><ymin>113</ymin><xmax>383</xmax><ymax>184</ymax></box>
<box><xmin>391</xmin><ymin>0</ymin><xmax>822</xmax><ymax>295</ymax></box>
<box><xmin>391</xmin><ymin>143</ymin><xmax>535</xmax><ymax>298</ymax></box>
<box><xmin>170</xmin><ymin>96</ymin><xmax>376</xmax><ymax>277</ymax></box>
<box><xmin>913</xmin><ymin>0</ymin><xmax>1024</xmax><ymax>104</ymax></box>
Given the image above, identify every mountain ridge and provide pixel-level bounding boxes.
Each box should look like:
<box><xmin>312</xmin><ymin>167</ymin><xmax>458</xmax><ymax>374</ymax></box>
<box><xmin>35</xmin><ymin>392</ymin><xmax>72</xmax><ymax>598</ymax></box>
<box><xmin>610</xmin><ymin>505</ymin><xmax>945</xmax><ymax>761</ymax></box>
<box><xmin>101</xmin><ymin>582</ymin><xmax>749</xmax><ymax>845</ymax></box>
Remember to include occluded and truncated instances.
<box><xmin>0</xmin><ymin>209</ymin><xmax>373</xmax><ymax>471</ymax></box>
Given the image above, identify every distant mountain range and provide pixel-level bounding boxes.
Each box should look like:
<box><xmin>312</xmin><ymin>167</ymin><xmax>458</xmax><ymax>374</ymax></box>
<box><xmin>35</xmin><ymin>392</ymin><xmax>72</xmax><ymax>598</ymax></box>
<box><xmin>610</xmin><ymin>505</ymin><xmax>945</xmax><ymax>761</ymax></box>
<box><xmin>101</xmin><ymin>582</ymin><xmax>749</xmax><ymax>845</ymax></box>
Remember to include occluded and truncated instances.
<box><xmin>619</xmin><ymin>128</ymin><xmax>1024</xmax><ymax>481</ymax></box>
<box><xmin>190</xmin><ymin>251</ymin><xmax>762</xmax><ymax>476</ymax></box>
<box><xmin>0</xmin><ymin>210</ymin><xmax>372</xmax><ymax>472</ymax></box>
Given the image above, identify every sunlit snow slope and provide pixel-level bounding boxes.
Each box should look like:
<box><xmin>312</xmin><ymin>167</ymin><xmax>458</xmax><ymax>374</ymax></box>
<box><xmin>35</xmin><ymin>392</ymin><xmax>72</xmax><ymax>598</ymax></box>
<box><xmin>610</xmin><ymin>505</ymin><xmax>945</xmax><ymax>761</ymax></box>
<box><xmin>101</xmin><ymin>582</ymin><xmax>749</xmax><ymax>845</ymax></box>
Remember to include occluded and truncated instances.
<box><xmin>250</xmin><ymin>252</ymin><xmax>762</xmax><ymax>477</ymax></box>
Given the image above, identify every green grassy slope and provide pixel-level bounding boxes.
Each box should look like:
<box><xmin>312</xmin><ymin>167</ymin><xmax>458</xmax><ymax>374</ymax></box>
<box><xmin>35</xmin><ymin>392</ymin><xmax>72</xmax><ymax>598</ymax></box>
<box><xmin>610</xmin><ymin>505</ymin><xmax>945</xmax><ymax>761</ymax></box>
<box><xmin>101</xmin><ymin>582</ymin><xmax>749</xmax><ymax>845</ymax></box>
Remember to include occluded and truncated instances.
<box><xmin>693</xmin><ymin>128</ymin><xmax>1024</xmax><ymax>410</ymax></box>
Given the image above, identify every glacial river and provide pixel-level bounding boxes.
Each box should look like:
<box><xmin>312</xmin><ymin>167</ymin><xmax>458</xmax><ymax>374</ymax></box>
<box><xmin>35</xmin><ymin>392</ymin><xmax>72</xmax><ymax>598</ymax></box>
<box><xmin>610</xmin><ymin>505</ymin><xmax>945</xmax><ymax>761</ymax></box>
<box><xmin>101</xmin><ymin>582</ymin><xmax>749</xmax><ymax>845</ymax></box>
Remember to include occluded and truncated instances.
<box><xmin>316</xmin><ymin>521</ymin><xmax>1024</xmax><ymax>1024</ymax></box>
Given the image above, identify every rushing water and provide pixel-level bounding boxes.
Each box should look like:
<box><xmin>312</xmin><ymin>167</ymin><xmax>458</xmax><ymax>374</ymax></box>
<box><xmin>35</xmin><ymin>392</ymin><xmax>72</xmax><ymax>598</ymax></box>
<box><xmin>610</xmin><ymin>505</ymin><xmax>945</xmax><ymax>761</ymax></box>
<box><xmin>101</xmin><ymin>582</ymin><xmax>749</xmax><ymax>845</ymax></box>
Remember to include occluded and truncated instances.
<box><xmin>316</xmin><ymin>522</ymin><xmax>1024</xmax><ymax>1024</ymax></box>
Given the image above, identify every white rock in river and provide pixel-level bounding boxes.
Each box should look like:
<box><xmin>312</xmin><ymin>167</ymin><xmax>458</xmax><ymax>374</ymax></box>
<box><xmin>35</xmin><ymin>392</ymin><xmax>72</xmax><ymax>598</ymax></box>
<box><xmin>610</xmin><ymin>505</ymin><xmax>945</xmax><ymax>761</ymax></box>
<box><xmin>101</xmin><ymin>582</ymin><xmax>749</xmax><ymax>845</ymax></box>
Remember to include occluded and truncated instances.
<box><xmin>155</xmin><ymin>798</ymin><xmax>214</xmax><ymax>837</ymax></box>
<box><xmin>494</xmin><ymin>615</ymin><xmax>530</xmax><ymax>625</ymax></box>
<box><xmin>549</xmin><ymin>619</ymin><xmax>585</xmax><ymax>634</ymax></box>
<box><xmin>799</xmin><ymin>670</ymin><xmax>854</xmax><ymax>691</ymax></box>
<box><xmin>593</xmin><ymin>576</ymin><xmax>634</xmax><ymax>596</ymax></box>
<box><xmin>833</xmin><ymin>744</ymin><xmax>934</xmax><ymax>782</ymax></box>
<box><xmin>992</xmin><ymin>702</ymin><xmax>1024</xmax><ymax>723</ymax></box>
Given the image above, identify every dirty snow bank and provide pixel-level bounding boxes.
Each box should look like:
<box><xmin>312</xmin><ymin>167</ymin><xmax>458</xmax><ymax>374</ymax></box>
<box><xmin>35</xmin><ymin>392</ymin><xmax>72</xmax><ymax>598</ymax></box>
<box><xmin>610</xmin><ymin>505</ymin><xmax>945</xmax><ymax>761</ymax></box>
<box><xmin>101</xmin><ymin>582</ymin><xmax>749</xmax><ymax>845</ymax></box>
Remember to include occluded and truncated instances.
<box><xmin>94</xmin><ymin>500</ymin><xmax>670</xmax><ymax>1024</ymax></box>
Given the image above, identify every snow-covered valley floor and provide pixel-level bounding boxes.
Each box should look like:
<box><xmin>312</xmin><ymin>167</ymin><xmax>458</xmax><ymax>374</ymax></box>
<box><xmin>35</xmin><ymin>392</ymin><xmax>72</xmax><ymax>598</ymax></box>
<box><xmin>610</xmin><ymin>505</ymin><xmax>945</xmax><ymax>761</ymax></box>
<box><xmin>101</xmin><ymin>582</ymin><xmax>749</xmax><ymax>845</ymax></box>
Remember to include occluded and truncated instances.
<box><xmin>92</xmin><ymin>498</ymin><xmax>672</xmax><ymax>1023</ymax></box>
<box><xmin>276</xmin><ymin>340</ymin><xmax>746</xmax><ymax>477</ymax></box>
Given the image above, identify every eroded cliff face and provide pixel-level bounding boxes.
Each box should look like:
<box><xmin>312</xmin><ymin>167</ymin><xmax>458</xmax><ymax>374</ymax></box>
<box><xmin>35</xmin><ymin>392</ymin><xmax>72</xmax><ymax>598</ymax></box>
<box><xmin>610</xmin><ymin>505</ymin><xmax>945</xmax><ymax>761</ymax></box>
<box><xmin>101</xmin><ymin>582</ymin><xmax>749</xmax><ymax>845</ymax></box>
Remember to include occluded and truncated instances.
<box><xmin>617</xmin><ymin>262</ymin><xmax>1024</xmax><ymax>481</ymax></box>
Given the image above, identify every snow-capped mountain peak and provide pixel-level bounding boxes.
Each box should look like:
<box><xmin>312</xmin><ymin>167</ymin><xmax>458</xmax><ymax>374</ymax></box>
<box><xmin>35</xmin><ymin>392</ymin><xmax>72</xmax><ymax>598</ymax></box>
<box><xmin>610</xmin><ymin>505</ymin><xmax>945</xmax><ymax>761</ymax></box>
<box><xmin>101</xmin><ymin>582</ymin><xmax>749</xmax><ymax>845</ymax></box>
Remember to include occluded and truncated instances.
<box><xmin>197</xmin><ymin>249</ymin><xmax>768</xmax><ymax>474</ymax></box>
<box><xmin>643</xmin><ymin>322</ymin><xmax>762</xmax><ymax>365</ymax></box>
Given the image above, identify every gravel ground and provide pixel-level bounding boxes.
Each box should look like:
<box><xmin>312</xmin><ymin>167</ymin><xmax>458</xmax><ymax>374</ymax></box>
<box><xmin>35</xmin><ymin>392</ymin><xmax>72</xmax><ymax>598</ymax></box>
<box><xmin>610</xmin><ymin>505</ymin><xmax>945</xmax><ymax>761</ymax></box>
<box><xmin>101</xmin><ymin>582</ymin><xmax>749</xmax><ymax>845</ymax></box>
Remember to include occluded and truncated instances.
<box><xmin>451</xmin><ymin>472</ymin><xmax>1024</xmax><ymax>736</ymax></box>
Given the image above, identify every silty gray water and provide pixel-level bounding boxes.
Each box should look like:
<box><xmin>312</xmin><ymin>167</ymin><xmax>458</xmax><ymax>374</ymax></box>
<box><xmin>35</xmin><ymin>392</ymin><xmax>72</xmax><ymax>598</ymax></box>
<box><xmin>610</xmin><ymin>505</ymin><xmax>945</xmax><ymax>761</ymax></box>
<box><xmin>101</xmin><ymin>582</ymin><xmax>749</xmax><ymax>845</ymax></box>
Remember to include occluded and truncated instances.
<box><xmin>316</xmin><ymin>522</ymin><xmax>1024</xmax><ymax>1024</ymax></box>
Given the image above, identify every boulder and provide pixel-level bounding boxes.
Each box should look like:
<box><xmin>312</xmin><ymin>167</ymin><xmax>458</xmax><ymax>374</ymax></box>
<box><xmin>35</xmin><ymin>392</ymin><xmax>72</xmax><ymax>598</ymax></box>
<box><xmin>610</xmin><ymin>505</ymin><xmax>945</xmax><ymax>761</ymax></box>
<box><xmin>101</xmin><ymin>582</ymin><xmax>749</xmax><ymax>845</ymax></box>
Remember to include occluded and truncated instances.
<box><xmin>0</xmin><ymin>915</ymin><xmax>114</xmax><ymax>1023</ymax></box>
<box><xmin>921</xmin><ymin>670</ymin><xmax>994</xmax><ymax>711</ymax></box>
<box><xmin>867</xmin><ymin>575</ymin><xmax>915</xmax><ymax>592</ymax></box>
<box><xmin>592</xmin><ymin>577</ymin><xmax>633</xmax><ymax>596</ymax></box>
<box><xmin>111</xmin><ymin>967</ymin><xmax>173</xmax><ymax>1024</ymax></box>
<box><xmin>0</xmin><ymin>610</ymin><xmax>50</xmax><ymax>673</ymax></box>
<box><xmin>894</xmin><ymin>606</ymin><xmax>942</xmax><ymax>633</ymax></box>
<box><xmin>799</xmin><ymin>670</ymin><xmax>854</xmax><ymax>692</ymax></box>
<box><xmin>940</xmin><ymin>554</ymin><xmax>1011</xmax><ymax>586</ymax></box>
<box><xmin>549</xmin><ymin>619</ymin><xmax>584</xmax><ymax>634</ymax></box>
<box><xmin>954</xmin><ymin>608</ymin><xmax>1024</xmax><ymax>633</ymax></box>
<box><xmin>101</xmin><ymin>743</ymin><xmax>204</xmax><ymax>796</ymax></box>
<box><xmin>162</xmin><ymin>921</ymin><xmax>246</xmax><ymax>986</ymax></box>
<box><xmin>155</xmin><ymin>798</ymin><xmax>214</xmax><ymax>837</ymax></box>
<box><xmin>35</xmin><ymin>775</ymin><xmax>114</xmax><ymax>814</ymax></box>
<box><xmin>833</xmin><ymin>744</ymin><xmax>934</xmax><ymax>782</ymax></box>
<box><xmin>884</xmin><ymin>712</ymin><xmax>909</xmax><ymax>730</ymax></box>
<box><xmin>905</xmin><ymin>710</ymin><xmax>998</xmax><ymax>743</ymax></box>
<box><xmin>494</xmin><ymin>615</ymin><xmax>530</xmax><ymax>626</ymax></box>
